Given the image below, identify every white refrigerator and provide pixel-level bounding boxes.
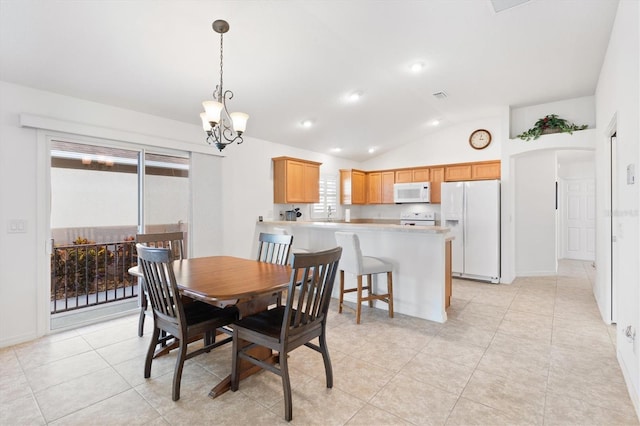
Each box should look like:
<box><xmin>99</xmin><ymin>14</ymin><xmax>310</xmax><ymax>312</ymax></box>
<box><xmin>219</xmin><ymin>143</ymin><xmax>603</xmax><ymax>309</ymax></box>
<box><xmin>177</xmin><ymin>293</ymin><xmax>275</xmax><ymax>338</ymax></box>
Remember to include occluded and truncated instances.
<box><xmin>441</xmin><ymin>180</ymin><xmax>500</xmax><ymax>283</ymax></box>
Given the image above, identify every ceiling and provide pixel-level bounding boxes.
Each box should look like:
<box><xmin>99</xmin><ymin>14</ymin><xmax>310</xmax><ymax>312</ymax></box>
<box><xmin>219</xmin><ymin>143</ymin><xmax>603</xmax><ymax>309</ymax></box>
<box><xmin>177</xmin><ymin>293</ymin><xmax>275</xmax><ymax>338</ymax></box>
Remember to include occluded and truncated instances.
<box><xmin>0</xmin><ymin>0</ymin><xmax>619</xmax><ymax>161</ymax></box>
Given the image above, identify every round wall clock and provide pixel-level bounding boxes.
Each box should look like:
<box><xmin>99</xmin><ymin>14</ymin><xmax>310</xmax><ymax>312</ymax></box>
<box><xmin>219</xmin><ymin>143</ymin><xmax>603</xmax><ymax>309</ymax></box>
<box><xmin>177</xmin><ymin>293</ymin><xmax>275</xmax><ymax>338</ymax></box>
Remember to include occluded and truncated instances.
<box><xmin>469</xmin><ymin>129</ymin><xmax>492</xmax><ymax>150</ymax></box>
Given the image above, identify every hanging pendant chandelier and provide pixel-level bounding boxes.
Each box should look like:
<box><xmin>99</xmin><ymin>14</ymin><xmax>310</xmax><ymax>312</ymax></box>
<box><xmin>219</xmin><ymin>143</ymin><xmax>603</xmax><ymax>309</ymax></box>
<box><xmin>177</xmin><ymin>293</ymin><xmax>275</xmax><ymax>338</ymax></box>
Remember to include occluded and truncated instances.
<box><xmin>200</xmin><ymin>19</ymin><xmax>249</xmax><ymax>151</ymax></box>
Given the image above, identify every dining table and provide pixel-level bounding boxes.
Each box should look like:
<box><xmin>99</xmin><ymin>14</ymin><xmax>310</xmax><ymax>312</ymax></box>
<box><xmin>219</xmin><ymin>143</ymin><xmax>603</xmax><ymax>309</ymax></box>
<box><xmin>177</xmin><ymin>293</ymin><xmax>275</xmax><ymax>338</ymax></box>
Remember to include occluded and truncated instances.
<box><xmin>129</xmin><ymin>255</ymin><xmax>291</xmax><ymax>398</ymax></box>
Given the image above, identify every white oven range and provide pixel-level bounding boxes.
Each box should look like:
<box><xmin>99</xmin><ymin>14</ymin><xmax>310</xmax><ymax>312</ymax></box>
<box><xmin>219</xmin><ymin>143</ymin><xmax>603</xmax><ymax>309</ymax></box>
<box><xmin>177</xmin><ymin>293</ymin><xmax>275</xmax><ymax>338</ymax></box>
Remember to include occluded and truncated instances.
<box><xmin>400</xmin><ymin>211</ymin><xmax>436</xmax><ymax>226</ymax></box>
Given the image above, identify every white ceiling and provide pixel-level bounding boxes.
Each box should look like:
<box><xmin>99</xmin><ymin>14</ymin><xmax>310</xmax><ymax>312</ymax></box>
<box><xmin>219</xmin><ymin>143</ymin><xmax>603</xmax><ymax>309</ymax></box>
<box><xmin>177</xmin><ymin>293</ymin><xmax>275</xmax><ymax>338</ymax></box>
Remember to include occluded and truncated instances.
<box><xmin>0</xmin><ymin>0</ymin><xmax>618</xmax><ymax>161</ymax></box>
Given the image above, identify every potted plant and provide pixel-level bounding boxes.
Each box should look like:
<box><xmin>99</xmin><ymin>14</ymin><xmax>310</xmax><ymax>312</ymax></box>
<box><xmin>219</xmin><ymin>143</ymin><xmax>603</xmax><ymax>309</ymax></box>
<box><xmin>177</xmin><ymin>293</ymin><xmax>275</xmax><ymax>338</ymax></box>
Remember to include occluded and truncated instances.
<box><xmin>516</xmin><ymin>114</ymin><xmax>588</xmax><ymax>141</ymax></box>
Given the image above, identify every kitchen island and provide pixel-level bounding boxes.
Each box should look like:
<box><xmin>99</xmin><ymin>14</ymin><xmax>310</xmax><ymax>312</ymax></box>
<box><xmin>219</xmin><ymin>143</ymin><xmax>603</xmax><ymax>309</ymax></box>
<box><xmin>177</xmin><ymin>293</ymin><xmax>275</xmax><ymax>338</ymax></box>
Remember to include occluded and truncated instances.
<box><xmin>255</xmin><ymin>220</ymin><xmax>452</xmax><ymax>323</ymax></box>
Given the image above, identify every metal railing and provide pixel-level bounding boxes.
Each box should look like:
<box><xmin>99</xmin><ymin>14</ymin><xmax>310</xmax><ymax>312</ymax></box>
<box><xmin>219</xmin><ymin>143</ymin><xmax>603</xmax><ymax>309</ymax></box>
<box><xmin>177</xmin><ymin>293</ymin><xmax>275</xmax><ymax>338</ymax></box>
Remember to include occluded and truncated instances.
<box><xmin>51</xmin><ymin>239</ymin><xmax>138</xmax><ymax>314</ymax></box>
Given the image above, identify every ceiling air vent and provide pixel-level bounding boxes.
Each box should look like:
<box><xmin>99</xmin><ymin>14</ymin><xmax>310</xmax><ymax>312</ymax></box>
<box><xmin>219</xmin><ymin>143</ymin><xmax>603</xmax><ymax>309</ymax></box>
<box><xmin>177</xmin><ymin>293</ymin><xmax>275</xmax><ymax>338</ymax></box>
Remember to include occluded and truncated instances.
<box><xmin>432</xmin><ymin>91</ymin><xmax>448</xmax><ymax>100</ymax></box>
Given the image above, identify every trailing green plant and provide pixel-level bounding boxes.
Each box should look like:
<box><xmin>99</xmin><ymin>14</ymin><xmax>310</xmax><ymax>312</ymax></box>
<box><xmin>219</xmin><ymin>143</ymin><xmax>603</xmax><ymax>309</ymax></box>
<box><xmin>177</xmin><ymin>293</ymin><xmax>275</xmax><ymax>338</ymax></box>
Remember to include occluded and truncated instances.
<box><xmin>516</xmin><ymin>114</ymin><xmax>588</xmax><ymax>141</ymax></box>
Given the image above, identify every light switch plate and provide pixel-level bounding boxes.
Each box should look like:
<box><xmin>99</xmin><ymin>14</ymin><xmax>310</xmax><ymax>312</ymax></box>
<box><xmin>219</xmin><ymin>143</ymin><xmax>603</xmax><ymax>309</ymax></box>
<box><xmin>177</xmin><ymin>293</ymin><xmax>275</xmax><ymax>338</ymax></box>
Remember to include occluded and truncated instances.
<box><xmin>7</xmin><ymin>219</ymin><xmax>27</xmax><ymax>233</ymax></box>
<box><xmin>627</xmin><ymin>164</ymin><xmax>635</xmax><ymax>184</ymax></box>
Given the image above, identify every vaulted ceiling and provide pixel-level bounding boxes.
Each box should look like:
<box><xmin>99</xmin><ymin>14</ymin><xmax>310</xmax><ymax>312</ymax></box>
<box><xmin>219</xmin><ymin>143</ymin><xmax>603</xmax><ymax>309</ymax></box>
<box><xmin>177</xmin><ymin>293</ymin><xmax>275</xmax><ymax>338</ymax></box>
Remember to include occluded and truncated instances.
<box><xmin>0</xmin><ymin>0</ymin><xmax>619</xmax><ymax>161</ymax></box>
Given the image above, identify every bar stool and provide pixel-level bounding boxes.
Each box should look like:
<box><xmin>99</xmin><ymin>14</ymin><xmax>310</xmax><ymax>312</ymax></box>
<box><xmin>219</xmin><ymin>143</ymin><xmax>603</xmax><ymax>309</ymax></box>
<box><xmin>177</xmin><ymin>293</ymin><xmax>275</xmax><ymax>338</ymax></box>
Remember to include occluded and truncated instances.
<box><xmin>334</xmin><ymin>232</ymin><xmax>394</xmax><ymax>324</ymax></box>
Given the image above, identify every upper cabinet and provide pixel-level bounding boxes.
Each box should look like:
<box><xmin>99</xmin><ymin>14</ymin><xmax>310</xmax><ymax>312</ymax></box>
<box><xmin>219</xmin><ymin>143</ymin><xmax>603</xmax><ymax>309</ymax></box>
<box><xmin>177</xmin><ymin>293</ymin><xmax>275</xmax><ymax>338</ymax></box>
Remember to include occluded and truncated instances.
<box><xmin>366</xmin><ymin>171</ymin><xmax>395</xmax><ymax>204</ymax></box>
<box><xmin>273</xmin><ymin>157</ymin><xmax>322</xmax><ymax>204</ymax></box>
<box><xmin>340</xmin><ymin>169</ymin><xmax>366</xmax><ymax>205</ymax></box>
<box><xmin>430</xmin><ymin>167</ymin><xmax>445</xmax><ymax>204</ymax></box>
<box><xmin>395</xmin><ymin>168</ymin><xmax>430</xmax><ymax>183</ymax></box>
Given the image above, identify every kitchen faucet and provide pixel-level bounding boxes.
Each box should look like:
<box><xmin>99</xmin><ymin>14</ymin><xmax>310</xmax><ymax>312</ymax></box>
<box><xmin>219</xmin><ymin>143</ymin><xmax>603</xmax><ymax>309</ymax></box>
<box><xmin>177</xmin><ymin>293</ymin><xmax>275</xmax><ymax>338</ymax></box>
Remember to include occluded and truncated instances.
<box><xmin>327</xmin><ymin>206</ymin><xmax>333</xmax><ymax>222</ymax></box>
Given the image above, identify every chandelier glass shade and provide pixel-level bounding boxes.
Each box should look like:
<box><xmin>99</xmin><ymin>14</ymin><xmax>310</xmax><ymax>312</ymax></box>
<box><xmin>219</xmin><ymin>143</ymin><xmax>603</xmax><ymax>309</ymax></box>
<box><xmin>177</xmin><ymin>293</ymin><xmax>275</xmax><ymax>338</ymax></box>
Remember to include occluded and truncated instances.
<box><xmin>200</xmin><ymin>19</ymin><xmax>249</xmax><ymax>151</ymax></box>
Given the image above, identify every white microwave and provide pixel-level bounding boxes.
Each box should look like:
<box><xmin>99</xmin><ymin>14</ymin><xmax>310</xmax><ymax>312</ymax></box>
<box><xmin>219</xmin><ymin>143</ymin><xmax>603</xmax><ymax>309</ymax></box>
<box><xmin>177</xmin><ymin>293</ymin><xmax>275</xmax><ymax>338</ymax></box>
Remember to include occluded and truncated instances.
<box><xmin>393</xmin><ymin>182</ymin><xmax>431</xmax><ymax>203</ymax></box>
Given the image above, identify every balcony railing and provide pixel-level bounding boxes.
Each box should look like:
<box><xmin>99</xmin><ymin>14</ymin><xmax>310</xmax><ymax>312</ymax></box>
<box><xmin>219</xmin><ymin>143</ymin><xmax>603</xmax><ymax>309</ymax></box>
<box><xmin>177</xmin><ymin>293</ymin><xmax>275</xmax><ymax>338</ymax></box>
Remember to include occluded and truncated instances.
<box><xmin>51</xmin><ymin>239</ymin><xmax>138</xmax><ymax>314</ymax></box>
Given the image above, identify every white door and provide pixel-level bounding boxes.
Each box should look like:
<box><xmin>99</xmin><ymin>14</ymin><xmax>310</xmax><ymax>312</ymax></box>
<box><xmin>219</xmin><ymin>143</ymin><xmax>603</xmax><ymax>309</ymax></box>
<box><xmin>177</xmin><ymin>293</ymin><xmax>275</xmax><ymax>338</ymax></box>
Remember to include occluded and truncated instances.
<box><xmin>563</xmin><ymin>178</ymin><xmax>595</xmax><ymax>261</ymax></box>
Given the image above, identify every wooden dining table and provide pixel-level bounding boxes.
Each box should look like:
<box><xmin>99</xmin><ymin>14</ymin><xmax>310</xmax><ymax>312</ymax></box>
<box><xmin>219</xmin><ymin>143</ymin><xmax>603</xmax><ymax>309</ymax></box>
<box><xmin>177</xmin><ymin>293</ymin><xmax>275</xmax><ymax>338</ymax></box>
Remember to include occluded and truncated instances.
<box><xmin>129</xmin><ymin>255</ymin><xmax>292</xmax><ymax>398</ymax></box>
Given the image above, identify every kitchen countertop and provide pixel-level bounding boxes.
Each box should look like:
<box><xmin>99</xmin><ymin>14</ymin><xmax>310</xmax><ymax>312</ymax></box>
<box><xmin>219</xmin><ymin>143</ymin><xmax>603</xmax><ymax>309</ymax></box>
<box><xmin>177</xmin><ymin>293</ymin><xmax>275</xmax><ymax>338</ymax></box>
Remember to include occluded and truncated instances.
<box><xmin>261</xmin><ymin>220</ymin><xmax>450</xmax><ymax>234</ymax></box>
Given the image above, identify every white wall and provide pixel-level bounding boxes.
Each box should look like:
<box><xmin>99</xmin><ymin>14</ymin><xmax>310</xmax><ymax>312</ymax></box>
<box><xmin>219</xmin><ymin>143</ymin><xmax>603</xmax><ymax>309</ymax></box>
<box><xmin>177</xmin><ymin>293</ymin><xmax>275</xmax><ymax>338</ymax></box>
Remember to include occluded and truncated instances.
<box><xmin>513</xmin><ymin>150</ymin><xmax>557</xmax><ymax>275</ymax></box>
<box><xmin>220</xmin><ymin>137</ymin><xmax>359</xmax><ymax>259</ymax></box>
<box><xmin>594</xmin><ymin>0</ymin><xmax>639</xmax><ymax>414</ymax></box>
<box><xmin>0</xmin><ymin>81</ymin><xmax>225</xmax><ymax>346</ymax></box>
<box><xmin>360</xmin><ymin>116</ymin><xmax>502</xmax><ymax>171</ymax></box>
<box><xmin>510</xmin><ymin>96</ymin><xmax>596</xmax><ymax>138</ymax></box>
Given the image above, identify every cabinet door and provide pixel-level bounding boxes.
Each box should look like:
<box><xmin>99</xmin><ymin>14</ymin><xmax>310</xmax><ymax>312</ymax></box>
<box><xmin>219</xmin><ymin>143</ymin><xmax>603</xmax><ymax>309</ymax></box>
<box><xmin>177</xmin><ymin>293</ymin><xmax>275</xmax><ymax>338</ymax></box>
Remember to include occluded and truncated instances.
<box><xmin>445</xmin><ymin>164</ymin><xmax>472</xmax><ymax>181</ymax></box>
<box><xmin>395</xmin><ymin>169</ymin><xmax>412</xmax><ymax>183</ymax></box>
<box><xmin>471</xmin><ymin>161</ymin><xmax>501</xmax><ymax>180</ymax></box>
<box><xmin>304</xmin><ymin>162</ymin><xmax>320</xmax><ymax>202</ymax></box>
<box><xmin>367</xmin><ymin>172</ymin><xmax>382</xmax><ymax>204</ymax></box>
<box><xmin>430</xmin><ymin>167</ymin><xmax>444</xmax><ymax>204</ymax></box>
<box><xmin>352</xmin><ymin>171</ymin><xmax>366</xmax><ymax>204</ymax></box>
<box><xmin>412</xmin><ymin>168</ymin><xmax>430</xmax><ymax>182</ymax></box>
<box><xmin>285</xmin><ymin>160</ymin><xmax>306</xmax><ymax>202</ymax></box>
<box><xmin>381</xmin><ymin>171</ymin><xmax>395</xmax><ymax>204</ymax></box>
<box><xmin>340</xmin><ymin>170</ymin><xmax>352</xmax><ymax>204</ymax></box>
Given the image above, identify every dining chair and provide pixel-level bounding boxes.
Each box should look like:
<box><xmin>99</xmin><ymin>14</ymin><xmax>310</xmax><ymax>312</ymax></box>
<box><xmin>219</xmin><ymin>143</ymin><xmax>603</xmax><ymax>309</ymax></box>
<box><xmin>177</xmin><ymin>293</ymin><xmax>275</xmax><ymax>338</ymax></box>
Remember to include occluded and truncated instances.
<box><xmin>230</xmin><ymin>247</ymin><xmax>342</xmax><ymax>422</ymax></box>
<box><xmin>136</xmin><ymin>231</ymin><xmax>185</xmax><ymax>337</ymax></box>
<box><xmin>334</xmin><ymin>231</ymin><xmax>394</xmax><ymax>324</ymax></box>
<box><xmin>257</xmin><ymin>232</ymin><xmax>294</xmax><ymax>265</ymax></box>
<box><xmin>136</xmin><ymin>244</ymin><xmax>238</xmax><ymax>401</ymax></box>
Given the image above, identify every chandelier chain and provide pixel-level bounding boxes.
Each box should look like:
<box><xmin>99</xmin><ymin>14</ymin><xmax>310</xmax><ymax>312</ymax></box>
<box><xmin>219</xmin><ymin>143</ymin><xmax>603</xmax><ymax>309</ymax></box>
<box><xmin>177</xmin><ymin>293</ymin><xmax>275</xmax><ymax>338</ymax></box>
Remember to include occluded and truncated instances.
<box><xmin>218</xmin><ymin>32</ymin><xmax>224</xmax><ymax>100</ymax></box>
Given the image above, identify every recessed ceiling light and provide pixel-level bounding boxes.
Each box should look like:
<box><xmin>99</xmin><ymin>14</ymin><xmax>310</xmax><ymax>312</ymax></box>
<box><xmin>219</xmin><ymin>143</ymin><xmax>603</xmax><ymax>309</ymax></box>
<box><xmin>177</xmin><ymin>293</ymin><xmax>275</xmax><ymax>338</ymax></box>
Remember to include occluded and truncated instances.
<box><xmin>368</xmin><ymin>148</ymin><xmax>376</xmax><ymax>154</ymax></box>
<box><xmin>301</xmin><ymin>119</ymin><xmax>314</xmax><ymax>128</ymax></box>
<box><xmin>346</xmin><ymin>91</ymin><xmax>363</xmax><ymax>102</ymax></box>
<box><xmin>431</xmin><ymin>120</ymin><xmax>440</xmax><ymax>126</ymax></box>
<box><xmin>330</xmin><ymin>148</ymin><xmax>342</xmax><ymax>153</ymax></box>
<box><xmin>410</xmin><ymin>62</ymin><xmax>425</xmax><ymax>73</ymax></box>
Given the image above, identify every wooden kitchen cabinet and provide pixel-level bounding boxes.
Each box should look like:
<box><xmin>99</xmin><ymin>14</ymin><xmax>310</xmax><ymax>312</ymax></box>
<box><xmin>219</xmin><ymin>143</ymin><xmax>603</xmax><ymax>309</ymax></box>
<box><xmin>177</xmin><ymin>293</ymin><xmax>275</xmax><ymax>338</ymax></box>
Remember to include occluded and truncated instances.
<box><xmin>412</xmin><ymin>168</ymin><xmax>430</xmax><ymax>182</ymax></box>
<box><xmin>472</xmin><ymin>161</ymin><xmax>501</xmax><ymax>180</ymax></box>
<box><xmin>340</xmin><ymin>169</ymin><xmax>366</xmax><ymax>204</ymax></box>
<box><xmin>381</xmin><ymin>171</ymin><xmax>395</xmax><ymax>204</ymax></box>
<box><xmin>366</xmin><ymin>172</ymin><xmax>382</xmax><ymax>204</ymax></box>
<box><xmin>444</xmin><ymin>164</ymin><xmax>473</xmax><ymax>181</ymax></box>
<box><xmin>429</xmin><ymin>167</ymin><xmax>445</xmax><ymax>204</ymax></box>
<box><xmin>273</xmin><ymin>157</ymin><xmax>321</xmax><ymax>203</ymax></box>
<box><xmin>396</xmin><ymin>168</ymin><xmax>430</xmax><ymax>183</ymax></box>
<box><xmin>366</xmin><ymin>171</ymin><xmax>395</xmax><ymax>204</ymax></box>
<box><xmin>395</xmin><ymin>169</ymin><xmax>413</xmax><ymax>183</ymax></box>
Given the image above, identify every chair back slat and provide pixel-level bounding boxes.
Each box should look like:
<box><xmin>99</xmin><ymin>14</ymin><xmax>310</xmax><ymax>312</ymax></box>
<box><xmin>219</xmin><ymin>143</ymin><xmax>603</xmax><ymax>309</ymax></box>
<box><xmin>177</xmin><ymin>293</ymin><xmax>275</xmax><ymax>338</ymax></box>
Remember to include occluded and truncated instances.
<box><xmin>137</xmin><ymin>232</ymin><xmax>185</xmax><ymax>260</ymax></box>
<box><xmin>282</xmin><ymin>247</ymin><xmax>342</xmax><ymax>340</ymax></box>
<box><xmin>136</xmin><ymin>244</ymin><xmax>183</xmax><ymax>326</ymax></box>
<box><xmin>257</xmin><ymin>233</ymin><xmax>293</xmax><ymax>265</ymax></box>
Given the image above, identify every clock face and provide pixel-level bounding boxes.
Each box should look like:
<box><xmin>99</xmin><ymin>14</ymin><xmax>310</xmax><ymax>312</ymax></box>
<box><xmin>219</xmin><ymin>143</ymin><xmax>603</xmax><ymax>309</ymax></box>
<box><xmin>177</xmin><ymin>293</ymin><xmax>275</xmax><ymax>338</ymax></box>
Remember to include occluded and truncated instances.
<box><xmin>469</xmin><ymin>129</ymin><xmax>492</xmax><ymax>150</ymax></box>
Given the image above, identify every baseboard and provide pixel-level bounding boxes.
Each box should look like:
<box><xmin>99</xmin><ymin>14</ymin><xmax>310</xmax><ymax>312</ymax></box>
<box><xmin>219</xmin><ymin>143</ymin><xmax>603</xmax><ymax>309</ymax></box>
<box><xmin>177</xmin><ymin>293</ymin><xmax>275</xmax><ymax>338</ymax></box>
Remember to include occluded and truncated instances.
<box><xmin>0</xmin><ymin>331</ymin><xmax>40</xmax><ymax>348</ymax></box>
<box><xmin>617</xmin><ymin>349</ymin><xmax>640</xmax><ymax>422</ymax></box>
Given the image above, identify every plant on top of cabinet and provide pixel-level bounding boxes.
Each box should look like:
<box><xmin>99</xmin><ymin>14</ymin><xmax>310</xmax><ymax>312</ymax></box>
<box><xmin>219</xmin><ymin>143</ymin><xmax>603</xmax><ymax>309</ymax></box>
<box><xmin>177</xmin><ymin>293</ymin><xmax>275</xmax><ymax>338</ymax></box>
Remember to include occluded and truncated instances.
<box><xmin>516</xmin><ymin>114</ymin><xmax>588</xmax><ymax>141</ymax></box>
<box><xmin>273</xmin><ymin>157</ymin><xmax>322</xmax><ymax>203</ymax></box>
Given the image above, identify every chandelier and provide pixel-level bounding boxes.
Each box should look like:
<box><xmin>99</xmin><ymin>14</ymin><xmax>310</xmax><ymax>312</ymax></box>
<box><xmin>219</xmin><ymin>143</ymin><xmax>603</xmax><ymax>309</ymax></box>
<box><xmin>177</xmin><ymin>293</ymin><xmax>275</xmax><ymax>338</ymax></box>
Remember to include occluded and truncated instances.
<box><xmin>200</xmin><ymin>19</ymin><xmax>249</xmax><ymax>151</ymax></box>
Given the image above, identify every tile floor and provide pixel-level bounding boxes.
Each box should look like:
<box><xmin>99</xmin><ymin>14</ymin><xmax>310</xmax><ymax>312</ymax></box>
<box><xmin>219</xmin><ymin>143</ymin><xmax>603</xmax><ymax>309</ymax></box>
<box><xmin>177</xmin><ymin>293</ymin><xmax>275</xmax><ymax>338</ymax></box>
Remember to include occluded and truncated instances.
<box><xmin>1</xmin><ymin>260</ymin><xmax>638</xmax><ymax>425</ymax></box>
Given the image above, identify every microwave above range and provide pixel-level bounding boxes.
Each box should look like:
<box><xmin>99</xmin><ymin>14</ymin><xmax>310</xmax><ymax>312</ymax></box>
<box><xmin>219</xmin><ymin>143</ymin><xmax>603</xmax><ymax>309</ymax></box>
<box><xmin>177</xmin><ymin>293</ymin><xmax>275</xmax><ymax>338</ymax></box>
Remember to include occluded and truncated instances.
<box><xmin>393</xmin><ymin>181</ymin><xmax>431</xmax><ymax>204</ymax></box>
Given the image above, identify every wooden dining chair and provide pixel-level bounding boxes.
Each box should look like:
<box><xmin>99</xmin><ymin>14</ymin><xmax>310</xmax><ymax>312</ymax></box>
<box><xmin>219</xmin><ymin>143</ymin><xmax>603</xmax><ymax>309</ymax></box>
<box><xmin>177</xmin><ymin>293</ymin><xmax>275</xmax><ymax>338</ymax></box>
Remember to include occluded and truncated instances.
<box><xmin>136</xmin><ymin>231</ymin><xmax>185</xmax><ymax>337</ymax></box>
<box><xmin>257</xmin><ymin>232</ymin><xmax>293</xmax><ymax>265</ymax></box>
<box><xmin>334</xmin><ymin>231</ymin><xmax>394</xmax><ymax>324</ymax></box>
<box><xmin>136</xmin><ymin>244</ymin><xmax>238</xmax><ymax>401</ymax></box>
<box><xmin>230</xmin><ymin>247</ymin><xmax>342</xmax><ymax>422</ymax></box>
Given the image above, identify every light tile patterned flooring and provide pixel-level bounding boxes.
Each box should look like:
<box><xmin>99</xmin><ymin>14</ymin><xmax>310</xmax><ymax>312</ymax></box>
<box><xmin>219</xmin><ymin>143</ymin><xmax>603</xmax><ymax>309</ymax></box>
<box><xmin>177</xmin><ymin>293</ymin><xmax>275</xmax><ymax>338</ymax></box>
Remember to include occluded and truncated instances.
<box><xmin>1</xmin><ymin>260</ymin><xmax>638</xmax><ymax>425</ymax></box>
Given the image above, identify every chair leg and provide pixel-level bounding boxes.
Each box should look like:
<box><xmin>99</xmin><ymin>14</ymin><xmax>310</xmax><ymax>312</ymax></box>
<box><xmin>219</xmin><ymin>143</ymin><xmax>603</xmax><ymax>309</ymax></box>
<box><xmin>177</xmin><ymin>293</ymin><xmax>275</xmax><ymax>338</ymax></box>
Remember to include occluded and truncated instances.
<box><xmin>230</xmin><ymin>330</ymin><xmax>240</xmax><ymax>392</ymax></box>
<box><xmin>387</xmin><ymin>271</ymin><xmax>394</xmax><ymax>318</ymax></box>
<box><xmin>280</xmin><ymin>349</ymin><xmax>293</xmax><ymax>421</ymax></box>
<box><xmin>367</xmin><ymin>274</ymin><xmax>373</xmax><ymax>307</ymax></box>
<box><xmin>319</xmin><ymin>330</ymin><xmax>333</xmax><ymax>388</ymax></box>
<box><xmin>138</xmin><ymin>293</ymin><xmax>147</xmax><ymax>337</ymax></box>
<box><xmin>172</xmin><ymin>337</ymin><xmax>188</xmax><ymax>401</ymax></box>
<box><xmin>356</xmin><ymin>275</ymin><xmax>363</xmax><ymax>324</ymax></box>
<box><xmin>144</xmin><ymin>326</ymin><xmax>160</xmax><ymax>378</ymax></box>
<box><xmin>338</xmin><ymin>270</ymin><xmax>345</xmax><ymax>314</ymax></box>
